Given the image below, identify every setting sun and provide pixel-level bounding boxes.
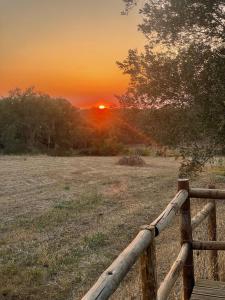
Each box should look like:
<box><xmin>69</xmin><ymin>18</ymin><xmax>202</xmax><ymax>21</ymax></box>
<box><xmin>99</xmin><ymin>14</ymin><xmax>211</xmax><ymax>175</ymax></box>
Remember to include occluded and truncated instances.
<box><xmin>98</xmin><ymin>105</ymin><xmax>106</xmax><ymax>110</ymax></box>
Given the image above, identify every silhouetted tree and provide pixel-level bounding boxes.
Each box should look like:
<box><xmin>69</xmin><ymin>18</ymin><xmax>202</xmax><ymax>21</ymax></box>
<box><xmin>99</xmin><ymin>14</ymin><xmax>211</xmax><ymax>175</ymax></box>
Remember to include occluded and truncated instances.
<box><xmin>119</xmin><ymin>0</ymin><xmax>225</xmax><ymax>176</ymax></box>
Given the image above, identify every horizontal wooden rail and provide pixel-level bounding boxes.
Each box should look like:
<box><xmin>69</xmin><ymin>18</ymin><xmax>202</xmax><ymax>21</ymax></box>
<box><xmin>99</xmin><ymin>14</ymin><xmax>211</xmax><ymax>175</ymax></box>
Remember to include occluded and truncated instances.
<box><xmin>81</xmin><ymin>180</ymin><xmax>225</xmax><ymax>300</ymax></box>
<box><xmin>151</xmin><ymin>190</ymin><xmax>188</xmax><ymax>235</ymax></box>
<box><xmin>82</xmin><ymin>229</ymin><xmax>154</xmax><ymax>300</ymax></box>
<box><xmin>82</xmin><ymin>190</ymin><xmax>188</xmax><ymax>300</ymax></box>
<box><xmin>191</xmin><ymin>202</ymin><xmax>214</xmax><ymax>230</ymax></box>
<box><xmin>157</xmin><ymin>243</ymin><xmax>189</xmax><ymax>300</ymax></box>
<box><xmin>190</xmin><ymin>188</ymin><xmax>225</xmax><ymax>199</ymax></box>
<box><xmin>193</xmin><ymin>240</ymin><xmax>225</xmax><ymax>250</ymax></box>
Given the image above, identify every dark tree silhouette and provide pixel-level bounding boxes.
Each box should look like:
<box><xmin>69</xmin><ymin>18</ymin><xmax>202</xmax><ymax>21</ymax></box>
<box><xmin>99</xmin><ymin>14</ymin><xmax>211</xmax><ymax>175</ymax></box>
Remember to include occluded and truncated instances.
<box><xmin>119</xmin><ymin>0</ymin><xmax>225</xmax><ymax>176</ymax></box>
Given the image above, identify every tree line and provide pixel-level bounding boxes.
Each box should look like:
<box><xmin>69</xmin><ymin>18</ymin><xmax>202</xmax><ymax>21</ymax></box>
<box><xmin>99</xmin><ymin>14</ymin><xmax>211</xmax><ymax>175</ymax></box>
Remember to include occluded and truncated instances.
<box><xmin>0</xmin><ymin>88</ymin><xmax>141</xmax><ymax>155</ymax></box>
<box><xmin>0</xmin><ymin>88</ymin><xmax>199</xmax><ymax>157</ymax></box>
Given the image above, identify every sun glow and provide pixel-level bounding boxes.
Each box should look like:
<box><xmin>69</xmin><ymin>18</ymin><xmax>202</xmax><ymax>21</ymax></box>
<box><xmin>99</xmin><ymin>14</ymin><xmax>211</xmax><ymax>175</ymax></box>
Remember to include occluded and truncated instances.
<box><xmin>98</xmin><ymin>104</ymin><xmax>106</xmax><ymax>110</ymax></box>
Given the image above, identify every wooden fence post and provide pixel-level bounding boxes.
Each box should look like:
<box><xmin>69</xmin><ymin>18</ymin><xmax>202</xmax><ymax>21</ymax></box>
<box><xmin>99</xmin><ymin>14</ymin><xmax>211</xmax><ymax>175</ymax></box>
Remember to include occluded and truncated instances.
<box><xmin>178</xmin><ymin>179</ymin><xmax>195</xmax><ymax>300</ymax></box>
<box><xmin>140</xmin><ymin>228</ymin><xmax>157</xmax><ymax>300</ymax></box>
<box><xmin>208</xmin><ymin>184</ymin><xmax>219</xmax><ymax>281</ymax></box>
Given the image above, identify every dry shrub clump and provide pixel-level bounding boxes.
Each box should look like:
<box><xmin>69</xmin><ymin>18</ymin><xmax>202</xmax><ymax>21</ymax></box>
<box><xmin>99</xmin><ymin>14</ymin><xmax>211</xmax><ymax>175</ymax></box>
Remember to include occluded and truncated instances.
<box><xmin>117</xmin><ymin>155</ymin><xmax>146</xmax><ymax>167</ymax></box>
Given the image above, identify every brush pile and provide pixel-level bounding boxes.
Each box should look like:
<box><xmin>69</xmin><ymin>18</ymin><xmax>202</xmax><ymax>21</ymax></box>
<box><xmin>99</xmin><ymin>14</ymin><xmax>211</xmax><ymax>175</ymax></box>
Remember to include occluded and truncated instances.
<box><xmin>117</xmin><ymin>155</ymin><xmax>146</xmax><ymax>167</ymax></box>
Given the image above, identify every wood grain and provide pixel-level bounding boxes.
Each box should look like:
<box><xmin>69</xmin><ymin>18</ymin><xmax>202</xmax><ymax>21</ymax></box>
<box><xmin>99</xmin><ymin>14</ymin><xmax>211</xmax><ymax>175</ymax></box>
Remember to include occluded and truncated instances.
<box><xmin>191</xmin><ymin>279</ymin><xmax>225</xmax><ymax>300</ymax></box>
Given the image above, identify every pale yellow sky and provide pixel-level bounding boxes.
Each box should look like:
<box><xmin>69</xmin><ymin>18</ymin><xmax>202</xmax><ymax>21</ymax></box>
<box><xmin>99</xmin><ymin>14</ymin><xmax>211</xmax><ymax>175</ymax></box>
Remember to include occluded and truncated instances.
<box><xmin>0</xmin><ymin>0</ymin><xmax>145</xmax><ymax>107</ymax></box>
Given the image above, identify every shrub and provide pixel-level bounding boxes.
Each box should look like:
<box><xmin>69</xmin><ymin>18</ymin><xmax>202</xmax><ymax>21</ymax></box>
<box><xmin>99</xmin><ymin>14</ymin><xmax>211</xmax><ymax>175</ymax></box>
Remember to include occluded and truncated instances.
<box><xmin>117</xmin><ymin>155</ymin><xmax>146</xmax><ymax>166</ymax></box>
<box><xmin>78</xmin><ymin>138</ymin><xmax>126</xmax><ymax>156</ymax></box>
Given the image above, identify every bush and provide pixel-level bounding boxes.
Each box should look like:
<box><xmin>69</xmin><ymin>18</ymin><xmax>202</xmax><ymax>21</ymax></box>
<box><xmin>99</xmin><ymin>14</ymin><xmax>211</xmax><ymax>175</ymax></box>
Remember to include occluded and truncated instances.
<box><xmin>117</xmin><ymin>155</ymin><xmax>146</xmax><ymax>166</ymax></box>
<box><xmin>78</xmin><ymin>138</ymin><xmax>126</xmax><ymax>156</ymax></box>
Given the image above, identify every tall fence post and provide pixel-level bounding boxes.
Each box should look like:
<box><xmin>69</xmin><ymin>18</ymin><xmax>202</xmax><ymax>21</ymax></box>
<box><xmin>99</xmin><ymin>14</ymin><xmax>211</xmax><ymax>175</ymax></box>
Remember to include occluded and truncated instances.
<box><xmin>208</xmin><ymin>184</ymin><xmax>219</xmax><ymax>281</ymax></box>
<box><xmin>178</xmin><ymin>179</ymin><xmax>195</xmax><ymax>300</ymax></box>
<box><xmin>140</xmin><ymin>227</ymin><xmax>157</xmax><ymax>300</ymax></box>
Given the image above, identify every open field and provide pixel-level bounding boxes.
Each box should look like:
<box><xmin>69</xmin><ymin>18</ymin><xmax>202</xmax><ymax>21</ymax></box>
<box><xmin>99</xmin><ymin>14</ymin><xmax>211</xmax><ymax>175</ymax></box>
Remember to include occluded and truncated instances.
<box><xmin>0</xmin><ymin>155</ymin><xmax>225</xmax><ymax>300</ymax></box>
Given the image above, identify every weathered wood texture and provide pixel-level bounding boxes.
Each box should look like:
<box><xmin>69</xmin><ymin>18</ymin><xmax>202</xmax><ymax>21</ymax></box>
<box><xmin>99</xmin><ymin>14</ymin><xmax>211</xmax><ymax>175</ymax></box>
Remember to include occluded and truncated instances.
<box><xmin>157</xmin><ymin>243</ymin><xmax>189</xmax><ymax>300</ymax></box>
<box><xmin>140</xmin><ymin>237</ymin><xmax>157</xmax><ymax>300</ymax></box>
<box><xmin>191</xmin><ymin>279</ymin><xmax>225</xmax><ymax>300</ymax></box>
<box><xmin>81</xmin><ymin>229</ymin><xmax>154</xmax><ymax>300</ymax></box>
<box><xmin>207</xmin><ymin>184</ymin><xmax>219</xmax><ymax>281</ymax></box>
<box><xmin>179</xmin><ymin>179</ymin><xmax>195</xmax><ymax>300</ymax></box>
<box><xmin>192</xmin><ymin>240</ymin><xmax>225</xmax><ymax>250</ymax></box>
<box><xmin>82</xmin><ymin>190</ymin><xmax>188</xmax><ymax>300</ymax></box>
<box><xmin>82</xmin><ymin>180</ymin><xmax>225</xmax><ymax>300</ymax></box>
<box><xmin>190</xmin><ymin>188</ymin><xmax>225</xmax><ymax>199</ymax></box>
<box><xmin>191</xmin><ymin>202</ymin><xmax>214</xmax><ymax>230</ymax></box>
<box><xmin>151</xmin><ymin>189</ymin><xmax>188</xmax><ymax>235</ymax></box>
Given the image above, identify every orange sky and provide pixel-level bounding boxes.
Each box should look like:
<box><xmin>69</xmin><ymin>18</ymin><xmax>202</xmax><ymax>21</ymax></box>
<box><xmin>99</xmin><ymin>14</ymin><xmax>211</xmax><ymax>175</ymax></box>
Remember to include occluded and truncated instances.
<box><xmin>0</xmin><ymin>0</ymin><xmax>144</xmax><ymax>107</ymax></box>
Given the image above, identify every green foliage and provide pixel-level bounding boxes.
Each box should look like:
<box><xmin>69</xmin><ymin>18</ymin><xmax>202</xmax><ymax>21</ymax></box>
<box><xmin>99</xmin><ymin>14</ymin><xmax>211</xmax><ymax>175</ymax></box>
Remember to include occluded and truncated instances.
<box><xmin>0</xmin><ymin>88</ymin><xmax>81</xmax><ymax>154</ymax></box>
<box><xmin>91</xmin><ymin>137</ymin><xmax>125</xmax><ymax>156</ymax></box>
<box><xmin>120</xmin><ymin>0</ymin><xmax>225</xmax><ymax>176</ymax></box>
<box><xmin>124</xmin><ymin>0</ymin><xmax>225</xmax><ymax>46</ymax></box>
<box><xmin>179</xmin><ymin>144</ymin><xmax>215</xmax><ymax>178</ymax></box>
<box><xmin>0</xmin><ymin>88</ymin><xmax>126</xmax><ymax>156</ymax></box>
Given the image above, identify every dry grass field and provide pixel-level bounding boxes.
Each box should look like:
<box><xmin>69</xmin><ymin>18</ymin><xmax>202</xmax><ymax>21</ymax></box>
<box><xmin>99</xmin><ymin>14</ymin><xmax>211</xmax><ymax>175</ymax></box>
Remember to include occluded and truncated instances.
<box><xmin>0</xmin><ymin>155</ymin><xmax>225</xmax><ymax>300</ymax></box>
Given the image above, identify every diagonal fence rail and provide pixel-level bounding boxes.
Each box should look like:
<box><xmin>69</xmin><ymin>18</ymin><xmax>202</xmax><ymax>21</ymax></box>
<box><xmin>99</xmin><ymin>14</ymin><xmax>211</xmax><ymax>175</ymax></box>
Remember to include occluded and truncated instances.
<box><xmin>82</xmin><ymin>179</ymin><xmax>225</xmax><ymax>300</ymax></box>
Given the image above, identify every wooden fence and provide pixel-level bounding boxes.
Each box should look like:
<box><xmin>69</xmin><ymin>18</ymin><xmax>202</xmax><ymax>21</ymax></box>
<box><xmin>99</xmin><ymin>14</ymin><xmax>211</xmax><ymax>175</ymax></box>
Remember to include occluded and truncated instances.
<box><xmin>82</xmin><ymin>179</ymin><xmax>225</xmax><ymax>300</ymax></box>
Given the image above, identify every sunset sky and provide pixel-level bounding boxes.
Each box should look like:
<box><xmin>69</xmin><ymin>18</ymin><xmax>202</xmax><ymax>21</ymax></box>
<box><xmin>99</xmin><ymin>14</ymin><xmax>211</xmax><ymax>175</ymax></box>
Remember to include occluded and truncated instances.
<box><xmin>0</xmin><ymin>0</ymin><xmax>144</xmax><ymax>107</ymax></box>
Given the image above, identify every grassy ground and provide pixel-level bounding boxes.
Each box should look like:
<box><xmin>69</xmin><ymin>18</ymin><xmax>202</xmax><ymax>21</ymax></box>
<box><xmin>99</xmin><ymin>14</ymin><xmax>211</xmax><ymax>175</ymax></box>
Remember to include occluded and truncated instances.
<box><xmin>0</xmin><ymin>155</ymin><xmax>224</xmax><ymax>300</ymax></box>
